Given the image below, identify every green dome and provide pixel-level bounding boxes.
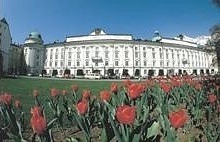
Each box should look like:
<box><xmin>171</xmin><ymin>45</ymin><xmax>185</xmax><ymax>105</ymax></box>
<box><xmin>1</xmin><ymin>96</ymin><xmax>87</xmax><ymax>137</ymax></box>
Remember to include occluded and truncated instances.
<box><xmin>29</xmin><ymin>32</ymin><xmax>42</xmax><ymax>40</ymax></box>
<box><xmin>25</xmin><ymin>32</ymin><xmax>43</xmax><ymax>44</ymax></box>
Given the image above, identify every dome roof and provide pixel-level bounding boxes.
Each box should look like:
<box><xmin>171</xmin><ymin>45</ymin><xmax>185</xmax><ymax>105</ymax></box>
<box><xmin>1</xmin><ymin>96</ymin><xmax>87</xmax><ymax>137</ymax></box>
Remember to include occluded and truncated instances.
<box><xmin>25</xmin><ymin>32</ymin><xmax>43</xmax><ymax>44</ymax></box>
<box><xmin>28</xmin><ymin>32</ymin><xmax>42</xmax><ymax>40</ymax></box>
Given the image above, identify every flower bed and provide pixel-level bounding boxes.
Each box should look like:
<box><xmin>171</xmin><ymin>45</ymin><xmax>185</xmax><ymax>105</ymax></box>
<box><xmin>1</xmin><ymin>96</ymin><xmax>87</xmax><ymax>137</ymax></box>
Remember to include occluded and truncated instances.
<box><xmin>0</xmin><ymin>75</ymin><xmax>220</xmax><ymax>142</ymax></box>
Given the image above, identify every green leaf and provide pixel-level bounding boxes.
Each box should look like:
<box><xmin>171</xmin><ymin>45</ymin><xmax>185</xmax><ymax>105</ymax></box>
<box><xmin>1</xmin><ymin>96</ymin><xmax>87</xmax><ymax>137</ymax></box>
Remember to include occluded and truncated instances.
<box><xmin>65</xmin><ymin>137</ymin><xmax>79</xmax><ymax>142</ymax></box>
<box><xmin>47</xmin><ymin>117</ymin><xmax>58</xmax><ymax>130</ymax></box>
<box><xmin>132</xmin><ymin>133</ymin><xmax>141</xmax><ymax>142</ymax></box>
<box><xmin>146</xmin><ymin>121</ymin><xmax>160</xmax><ymax>139</ymax></box>
<box><xmin>100</xmin><ymin>128</ymin><xmax>108</xmax><ymax>142</ymax></box>
<box><xmin>109</xmin><ymin>114</ymin><xmax>123</xmax><ymax>142</ymax></box>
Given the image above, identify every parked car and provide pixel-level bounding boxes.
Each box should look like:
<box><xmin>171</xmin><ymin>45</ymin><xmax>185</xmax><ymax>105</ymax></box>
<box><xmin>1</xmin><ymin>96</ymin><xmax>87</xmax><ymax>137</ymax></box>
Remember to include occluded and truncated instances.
<box><xmin>85</xmin><ymin>73</ymin><xmax>102</xmax><ymax>79</ymax></box>
<box><xmin>75</xmin><ymin>75</ymin><xmax>85</xmax><ymax>79</ymax></box>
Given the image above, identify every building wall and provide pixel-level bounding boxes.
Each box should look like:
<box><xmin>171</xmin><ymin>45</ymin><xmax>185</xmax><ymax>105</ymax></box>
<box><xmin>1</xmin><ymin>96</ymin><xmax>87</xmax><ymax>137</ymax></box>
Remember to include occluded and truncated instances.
<box><xmin>24</xmin><ymin>44</ymin><xmax>45</xmax><ymax>75</ymax></box>
<box><xmin>0</xmin><ymin>18</ymin><xmax>12</xmax><ymax>74</ymax></box>
<box><xmin>8</xmin><ymin>44</ymin><xmax>22</xmax><ymax>74</ymax></box>
<box><xmin>43</xmin><ymin>40</ymin><xmax>217</xmax><ymax>77</ymax></box>
<box><xmin>24</xmin><ymin>30</ymin><xmax>217</xmax><ymax>77</ymax></box>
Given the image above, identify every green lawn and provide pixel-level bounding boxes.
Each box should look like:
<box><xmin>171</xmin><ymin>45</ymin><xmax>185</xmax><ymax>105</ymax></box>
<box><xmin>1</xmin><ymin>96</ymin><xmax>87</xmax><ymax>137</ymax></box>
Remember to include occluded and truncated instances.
<box><xmin>0</xmin><ymin>77</ymin><xmax>121</xmax><ymax>117</ymax></box>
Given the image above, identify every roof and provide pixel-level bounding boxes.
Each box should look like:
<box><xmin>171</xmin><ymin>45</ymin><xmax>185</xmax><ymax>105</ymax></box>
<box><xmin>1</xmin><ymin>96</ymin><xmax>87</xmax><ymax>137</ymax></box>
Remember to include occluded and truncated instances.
<box><xmin>0</xmin><ymin>18</ymin><xmax>8</xmax><ymax>25</ymax></box>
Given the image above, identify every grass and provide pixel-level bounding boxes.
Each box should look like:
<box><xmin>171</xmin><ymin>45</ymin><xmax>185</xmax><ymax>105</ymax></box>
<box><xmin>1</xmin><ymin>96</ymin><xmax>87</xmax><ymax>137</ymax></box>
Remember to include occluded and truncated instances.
<box><xmin>0</xmin><ymin>77</ymin><xmax>122</xmax><ymax>119</ymax></box>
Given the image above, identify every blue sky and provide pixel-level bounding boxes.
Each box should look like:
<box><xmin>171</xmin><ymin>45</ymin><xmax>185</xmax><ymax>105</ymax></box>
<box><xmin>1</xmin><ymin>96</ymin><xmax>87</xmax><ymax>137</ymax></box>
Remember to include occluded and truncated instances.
<box><xmin>1</xmin><ymin>0</ymin><xmax>220</xmax><ymax>44</ymax></box>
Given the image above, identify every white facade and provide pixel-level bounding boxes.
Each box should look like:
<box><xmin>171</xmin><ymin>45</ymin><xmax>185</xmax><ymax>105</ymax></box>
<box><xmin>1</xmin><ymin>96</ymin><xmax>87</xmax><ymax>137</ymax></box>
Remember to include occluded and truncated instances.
<box><xmin>23</xmin><ymin>32</ymin><xmax>45</xmax><ymax>75</ymax></box>
<box><xmin>0</xmin><ymin>18</ymin><xmax>12</xmax><ymax>74</ymax></box>
<box><xmin>23</xmin><ymin>28</ymin><xmax>218</xmax><ymax>77</ymax></box>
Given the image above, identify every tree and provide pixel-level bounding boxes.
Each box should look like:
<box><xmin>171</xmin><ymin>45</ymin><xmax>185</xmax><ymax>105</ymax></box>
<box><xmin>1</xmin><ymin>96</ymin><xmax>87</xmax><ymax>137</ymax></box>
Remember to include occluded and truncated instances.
<box><xmin>213</xmin><ymin>0</ymin><xmax>220</xmax><ymax>7</ymax></box>
<box><xmin>210</xmin><ymin>24</ymin><xmax>220</xmax><ymax>72</ymax></box>
<box><xmin>211</xmin><ymin>0</ymin><xmax>220</xmax><ymax>72</ymax></box>
<box><xmin>0</xmin><ymin>51</ymin><xmax>3</xmax><ymax>78</ymax></box>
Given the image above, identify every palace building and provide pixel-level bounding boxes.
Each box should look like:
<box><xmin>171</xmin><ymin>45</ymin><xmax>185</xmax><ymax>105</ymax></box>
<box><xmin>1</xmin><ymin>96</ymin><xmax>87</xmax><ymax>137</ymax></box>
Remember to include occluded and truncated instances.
<box><xmin>23</xmin><ymin>28</ymin><xmax>217</xmax><ymax>78</ymax></box>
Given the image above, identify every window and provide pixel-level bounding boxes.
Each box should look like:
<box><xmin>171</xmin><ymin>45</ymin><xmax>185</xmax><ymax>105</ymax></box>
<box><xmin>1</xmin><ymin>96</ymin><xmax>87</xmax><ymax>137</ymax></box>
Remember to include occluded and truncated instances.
<box><xmin>115</xmin><ymin>70</ymin><xmax>119</xmax><ymax>74</ymax></box>
<box><xmin>153</xmin><ymin>61</ymin><xmax>156</xmax><ymax>66</ymax></box>
<box><xmin>86</xmin><ymin>61</ymin><xmax>89</xmax><ymax>66</ymax></box>
<box><xmin>152</xmin><ymin>53</ymin><xmax>155</xmax><ymax>59</ymax></box>
<box><xmin>135</xmin><ymin>61</ymin><xmax>139</xmax><ymax>66</ymax></box>
<box><xmin>86</xmin><ymin>51</ymin><xmax>89</xmax><ymax>58</ymax></box>
<box><xmin>60</xmin><ymin>61</ymin><xmax>64</xmax><ymax>66</ymax></box>
<box><xmin>166</xmin><ymin>53</ymin><xmax>168</xmax><ymax>59</ymax></box>
<box><xmin>144</xmin><ymin>61</ymin><xmax>147</xmax><ymax>66</ymax></box>
<box><xmin>55</xmin><ymin>54</ymin><xmax>58</xmax><ymax>59</ymax></box>
<box><xmin>68</xmin><ymin>61</ymin><xmax>71</xmax><ymax>66</ymax></box>
<box><xmin>125</xmin><ymin>51</ymin><xmax>128</xmax><ymax>58</ymax></box>
<box><xmin>115</xmin><ymin>61</ymin><xmax>118</xmax><ymax>66</ymax></box>
<box><xmin>135</xmin><ymin>52</ymin><xmax>138</xmax><ymax>58</ymax></box>
<box><xmin>61</xmin><ymin>54</ymin><xmax>64</xmax><ymax>59</ymax></box>
<box><xmin>115</xmin><ymin>52</ymin><xmax>119</xmax><ymax>58</ymax></box>
<box><xmin>105</xmin><ymin>61</ymin><xmax>109</xmax><ymax>66</ymax></box>
<box><xmin>105</xmin><ymin>51</ymin><xmax>109</xmax><ymax>58</ymax></box>
<box><xmin>160</xmin><ymin>61</ymin><xmax>163</xmax><ymax>66</ymax></box>
<box><xmin>143</xmin><ymin>47</ymin><xmax>146</xmax><ymax>51</ymax></box>
<box><xmin>95</xmin><ymin>51</ymin><xmax>99</xmax><ymax>57</ymax></box>
<box><xmin>36</xmin><ymin>61</ymin><xmax>39</xmax><ymax>66</ymax></box>
<box><xmin>143</xmin><ymin>52</ymin><xmax>146</xmax><ymax>58</ymax></box>
<box><xmin>61</xmin><ymin>48</ymin><xmax>64</xmax><ymax>53</ymax></box>
<box><xmin>68</xmin><ymin>53</ymin><xmax>71</xmax><ymax>59</ymax></box>
<box><xmin>77</xmin><ymin>52</ymin><xmax>80</xmax><ymax>58</ymax></box>
<box><xmin>135</xmin><ymin>46</ymin><xmax>138</xmax><ymax>50</ymax></box>
<box><xmin>95</xmin><ymin>62</ymin><xmax>98</xmax><ymax>66</ymax></box>
<box><xmin>125</xmin><ymin>61</ymin><xmax>129</xmax><ymax>66</ymax></box>
<box><xmin>77</xmin><ymin>61</ymin><xmax>80</xmax><ymax>66</ymax></box>
<box><xmin>55</xmin><ymin>61</ymin><xmax>57</xmax><ymax>67</ymax></box>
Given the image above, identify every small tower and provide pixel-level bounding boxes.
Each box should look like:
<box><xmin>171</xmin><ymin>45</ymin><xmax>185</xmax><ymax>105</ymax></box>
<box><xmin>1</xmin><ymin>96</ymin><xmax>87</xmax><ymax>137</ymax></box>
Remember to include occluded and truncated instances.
<box><xmin>152</xmin><ymin>31</ymin><xmax>162</xmax><ymax>42</ymax></box>
<box><xmin>23</xmin><ymin>32</ymin><xmax>45</xmax><ymax>75</ymax></box>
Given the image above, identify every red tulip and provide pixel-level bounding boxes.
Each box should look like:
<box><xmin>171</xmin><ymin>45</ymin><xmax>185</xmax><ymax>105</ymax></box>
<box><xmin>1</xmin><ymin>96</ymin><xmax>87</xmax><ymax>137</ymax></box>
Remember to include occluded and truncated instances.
<box><xmin>82</xmin><ymin>90</ymin><xmax>91</xmax><ymax>100</ymax></box>
<box><xmin>76</xmin><ymin>100</ymin><xmax>88</xmax><ymax>115</ymax></box>
<box><xmin>116</xmin><ymin>105</ymin><xmax>136</xmax><ymax>125</ymax></box>
<box><xmin>127</xmin><ymin>83</ymin><xmax>144</xmax><ymax>99</ymax></box>
<box><xmin>169</xmin><ymin>109</ymin><xmax>188</xmax><ymax>128</ymax></box>
<box><xmin>160</xmin><ymin>82</ymin><xmax>172</xmax><ymax>94</ymax></box>
<box><xmin>0</xmin><ymin>93</ymin><xmax>12</xmax><ymax>106</ymax></box>
<box><xmin>30</xmin><ymin>106</ymin><xmax>46</xmax><ymax>135</ymax></box>
<box><xmin>123</xmin><ymin>80</ymin><xmax>132</xmax><ymax>88</ymax></box>
<box><xmin>62</xmin><ymin>90</ymin><xmax>68</xmax><ymax>96</ymax></box>
<box><xmin>33</xmin><ymin>89</ymin><xmax>39</xmax><ymax>97</ymax></box>
<box><xmin>208</xmin><ymin>94</ymin><xmax>217</xmax><ymax>103</ymax></box>
<box><xmin>217</xmin><ymin>105</ymin><xmax>220</xmax><ymax>113</ymax></box>
<box><xmin>100</xmin><ymin>90</ymin><xmax>111</xmax><ymax>102</ymax></box>
<box><xmin>50</xmin><ymin>88</ymin><xmax>59</xmax><ymax>97</ymax></box>
<box><xmin>15</xmin><ymin>100</ymin><xmax>21</xmax><ymax>108</ymax></box>
<box><xmin>111</xmin><ymin>83</ymin><xmax>118</xmax><ymax>93</ymax></box>
<box><xmin>71</xmin><ymin>85</ymin><xmax>78</xmax><ymax>92</ymax></box>
<box><xmin>194</xmin><ymin>82</ymin><xmax>202</xmax><ymax>90</ymax></box>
